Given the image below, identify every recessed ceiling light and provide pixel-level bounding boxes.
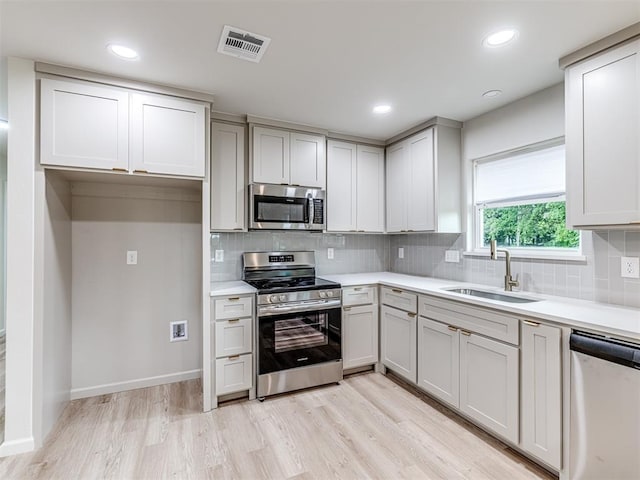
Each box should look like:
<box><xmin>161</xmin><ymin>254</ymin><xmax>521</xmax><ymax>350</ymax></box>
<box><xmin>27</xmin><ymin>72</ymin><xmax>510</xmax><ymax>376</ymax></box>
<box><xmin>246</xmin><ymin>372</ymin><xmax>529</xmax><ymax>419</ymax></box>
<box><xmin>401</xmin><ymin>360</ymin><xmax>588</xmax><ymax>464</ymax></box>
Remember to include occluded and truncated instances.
<box><xmin>482</xmin><ymin>89</ymin><xmax>502</xmax><ymax>98</ymax></box>
<box><xmin>373</xmin><ymin>105</ymin><xmax>392</xmax><ymax>114</ymax></box>
<box><xmin>483</xmin><ymin>29</ymin><xmax>518</xmax><ymax>47</ymax></box>
<box><xmin>107</xmin><ymin>44</ymin><xmax>139</xmax><ymax>60</ymax></box>
<box><xmin>0</xmin><ymin>119</ymin><xmax>8</xmax><ymax>130</ymax></box>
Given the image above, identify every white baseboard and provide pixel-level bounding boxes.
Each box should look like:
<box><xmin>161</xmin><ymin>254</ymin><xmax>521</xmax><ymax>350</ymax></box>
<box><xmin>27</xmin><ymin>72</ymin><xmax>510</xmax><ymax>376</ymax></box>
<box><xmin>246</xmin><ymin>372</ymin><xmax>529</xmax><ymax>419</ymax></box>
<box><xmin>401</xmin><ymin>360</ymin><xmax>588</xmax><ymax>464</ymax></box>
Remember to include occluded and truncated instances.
<box><xmin>0</xmin><ymin>437</ymin><xmax>36</xmax><ymax>457</ymax></box>
<box><xmin>70</xmin><ymin>369</ymin><xmax>202</xmax><ymax>400</ymax></box>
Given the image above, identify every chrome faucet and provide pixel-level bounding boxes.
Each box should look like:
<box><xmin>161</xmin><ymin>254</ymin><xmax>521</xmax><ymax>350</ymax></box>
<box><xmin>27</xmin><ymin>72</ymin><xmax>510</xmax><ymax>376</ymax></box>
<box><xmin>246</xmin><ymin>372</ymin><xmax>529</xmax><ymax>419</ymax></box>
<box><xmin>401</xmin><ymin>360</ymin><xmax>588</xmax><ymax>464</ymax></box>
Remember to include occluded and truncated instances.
<box><xmin>490</xmin><ymin>240</ymin><xmax>519</xmax><ymax>292</ymax></box>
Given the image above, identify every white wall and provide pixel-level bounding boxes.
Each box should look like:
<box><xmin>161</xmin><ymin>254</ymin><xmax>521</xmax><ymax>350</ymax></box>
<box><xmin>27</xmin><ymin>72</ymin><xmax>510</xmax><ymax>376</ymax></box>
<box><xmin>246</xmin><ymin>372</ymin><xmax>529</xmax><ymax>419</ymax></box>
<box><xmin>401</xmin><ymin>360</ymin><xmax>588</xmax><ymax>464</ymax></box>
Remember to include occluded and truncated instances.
<box><xmin>462</xmin><ymin>83</ymin><xmax>564</xmax><ymax>161</ymax></box>
<box><xmin>0</xmin><ymin>57</ymin><xmax>36</xmax><ymax>457</ymax></box>
<box><xmin>38</xmin><ymin>173</ymin><xmax>72</xmax><ymax>442</ymax></box>
<box><xmin>70</xmin><ymin>182</ymin><xmax>202</xmax><ymax>398</ymax></box>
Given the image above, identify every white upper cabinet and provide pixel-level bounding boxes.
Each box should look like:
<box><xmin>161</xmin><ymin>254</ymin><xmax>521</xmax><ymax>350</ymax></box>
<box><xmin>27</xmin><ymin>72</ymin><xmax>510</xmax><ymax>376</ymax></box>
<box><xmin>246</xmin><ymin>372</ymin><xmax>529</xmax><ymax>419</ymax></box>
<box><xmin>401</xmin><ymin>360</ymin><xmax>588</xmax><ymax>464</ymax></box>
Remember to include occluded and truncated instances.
<box><xmin>565</xmin><ymin>39</ymin><xmax>640</xmax><ymax>227</ymax></box>
<box><xmin>407</xmin><ymin>129</ymin><xmax>436</xmax><ymax>231</ymax></box>
<box><xmin>385</xmin><ymin>142</ymin><xmax>408</xmax><ymax>233</ymax></box>
<box><xmin>40</xmin><ymin>77</ymin><xmax>207</xmax><ymax>178</ymax></box>
<box><xmin>385</xmin><ymin>123</ymin><xmax>461</xmax><ymax>233</ymax></box>
<box><xmin>211</xmin><ymin>122</ymin><xmax>246</xmax><ymax>231</ymax></box>
<box><xmin>290</xmin><ymin>132</ymin><xmax>326</xmax><ymax>188</ymax></box>
<box><xmin>40</xmin><ymin>78</ymin><xmax>129</xmax><ymax>171</ymax></box>
<box><xmin>130</xmin><ymin>93</ymin><xmax>206</xmax><ymax>177</ymax></box>
<box><xmin>327</xmin><ymin>141</ymin><xmax>384</xmax><ymax>233</ymax></box>
<box><xmin>252</xmin><ymin>126</ymin><xmax>290</xmax><ymax>185</ymax></box>
<box><xmin>251</xmin><ymin>126</ymin><xmax>326</xmax><ymax>188</ymax></box>
<box><xmin>327</xmin><ymin>140</ymin><xmax>357</xmax><ymax>231</ymax></box>
<box><xmin>356</xmin><ymin>145</ymin><xmax>385</xmax><ymax>232</ymax></box>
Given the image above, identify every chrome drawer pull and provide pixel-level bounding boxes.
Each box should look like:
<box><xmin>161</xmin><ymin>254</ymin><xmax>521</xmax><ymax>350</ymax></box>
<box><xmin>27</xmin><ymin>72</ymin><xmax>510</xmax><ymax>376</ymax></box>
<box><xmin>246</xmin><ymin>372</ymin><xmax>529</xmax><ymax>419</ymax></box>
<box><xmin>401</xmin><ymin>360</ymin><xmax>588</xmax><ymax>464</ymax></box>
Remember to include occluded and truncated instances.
<box><xmin>523</xmin><ymin>320</ymin><xmax>540</xmax><ymax>327</ymax></box>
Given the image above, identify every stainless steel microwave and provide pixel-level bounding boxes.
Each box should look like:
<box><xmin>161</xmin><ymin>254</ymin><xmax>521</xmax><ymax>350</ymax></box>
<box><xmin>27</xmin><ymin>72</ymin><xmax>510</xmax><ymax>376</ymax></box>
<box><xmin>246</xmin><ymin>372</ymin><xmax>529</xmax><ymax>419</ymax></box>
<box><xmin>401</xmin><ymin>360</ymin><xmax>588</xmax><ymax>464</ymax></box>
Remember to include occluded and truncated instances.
<box><xmin>249</xmin><ymin>184</ymin><xmax>325</xmax><ymax>231</ymax></box>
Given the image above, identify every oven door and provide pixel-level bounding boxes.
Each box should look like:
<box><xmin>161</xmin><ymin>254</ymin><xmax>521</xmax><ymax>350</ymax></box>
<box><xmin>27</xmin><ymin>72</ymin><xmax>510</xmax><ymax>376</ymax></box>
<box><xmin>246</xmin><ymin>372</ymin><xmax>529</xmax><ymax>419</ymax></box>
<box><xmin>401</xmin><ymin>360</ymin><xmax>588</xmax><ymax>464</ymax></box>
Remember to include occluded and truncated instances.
<box><xmin>258</xmin><ymin>304</ymin><xmax>341</xmax><ymax>375</ymax></box>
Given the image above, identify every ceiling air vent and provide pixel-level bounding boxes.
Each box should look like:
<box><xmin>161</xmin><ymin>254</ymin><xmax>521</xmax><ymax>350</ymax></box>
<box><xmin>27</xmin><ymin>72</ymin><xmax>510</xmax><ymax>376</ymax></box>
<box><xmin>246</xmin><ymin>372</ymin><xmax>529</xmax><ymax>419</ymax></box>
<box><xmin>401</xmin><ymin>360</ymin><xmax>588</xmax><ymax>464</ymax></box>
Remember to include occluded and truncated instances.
<box><xmin>217</xmin><ymin>25</ymin><xmax>271</xmax><ymax>63</ymax></box>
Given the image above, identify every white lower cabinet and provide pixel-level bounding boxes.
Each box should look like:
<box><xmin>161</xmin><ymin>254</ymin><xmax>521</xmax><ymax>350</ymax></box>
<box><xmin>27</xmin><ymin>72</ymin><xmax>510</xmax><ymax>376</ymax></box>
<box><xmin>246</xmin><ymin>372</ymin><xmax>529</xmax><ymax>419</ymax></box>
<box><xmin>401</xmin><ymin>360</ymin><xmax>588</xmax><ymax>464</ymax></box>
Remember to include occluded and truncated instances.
<box><xmin>417</xmin><ymin>317</ymin><xmax>459</xmax><ymax>409</ymax></box>
<box><xmin>459</xmin><ymin>332</ymin><xmax>519</xmax><ymax>444</ymax></box>
<box><xmin>381</xmin><ymin>305</ymin><xmax>417</xmax><ymax>383</ymax></box>
<box><xmin>212</xmin><ymin>294</ymin><xmax>254</xmax><ymax>400</ymax></box>
<box><xmin>343</xmin><ymin>304</ymin><xmax>378</xmax><ymax>369</ymax></box>
<box><xmin>521</xmin><ymin>321</ymin><xmax>562</xmax><ymax>470</ymax></box>
<box><xmin>215</xmin><ymin>353</ymin><xmax>253</xmax><ymax>396</ymax></box>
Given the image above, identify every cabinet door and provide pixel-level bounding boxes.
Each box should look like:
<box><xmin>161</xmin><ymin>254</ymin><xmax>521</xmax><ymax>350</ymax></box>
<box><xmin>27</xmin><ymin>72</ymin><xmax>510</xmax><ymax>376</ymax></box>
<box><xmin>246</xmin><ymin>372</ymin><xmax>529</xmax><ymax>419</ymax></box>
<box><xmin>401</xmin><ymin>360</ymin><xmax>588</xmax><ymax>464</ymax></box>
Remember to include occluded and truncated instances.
<box><xmin>327</xmin><ymin>140</ymin><xmax>357</xmax><ymax>232</ymax></box>
<box><xmin>407</xmin><ymin>128</ymin><xmax>435</xmax><ymax>231</ymax></box>
<box><xmin>356</xmin><ymin>145</ymin><xmax>385</xmax><ymax>232</ymax></box>
<box><xmin>381</xmin><ymin>305</ymin><xmax>417</xmax><ymax>383</ymax></box>
<box><xmin>252</xmin><ymin>126</ymin><xmax>290</xmax><ymax>185</ymax></box>
<box><xmin>417</xmin><ymin>317</ymin><xmax>459</xmax><ymax>409</ymax></box>
<box><xmin>343</xmin><ymin>304</ymin><xmax>379</xmax><ymax>369</ymax></box>
<box><xmin>521</xmin><ymin>322</ymin><xmax>562</xmax><ymax>470</ymax></box>
<box><xmin>211</xmin><ymin>122</ymin><xmax>245</xmax><ymax>231</ymax></box>
<box><xmin>130</xmin><ymin>93</ymin><xmax>206</xmax><ymax>177</ymax></box>
<box><xmin>385</xmin><ymin>142</ymin><xmax>407</xmax><ymax>232</ymax></box>
<box><xmin>215</xmin><ymin>353</ymin><xmax>253</xmax><ymax>395</ymax></box>
<box><xmin>290</xmin><ymin>132</ymin><xmax>326</xmax><ymax>188</ymax></box>
<box><xmin>460</xmin><ymin>332</ymin><xmax>519</xmax><ymax>443</ymax></box>
<box><xmin>40</xmin><ymin>78</ymin><xmax>129</xmax><ymax>170</ymax></box>
<box><xmin>566</xmin><ymin>39</ymin><xmax>640</xmax><ymax>227</ymax></box>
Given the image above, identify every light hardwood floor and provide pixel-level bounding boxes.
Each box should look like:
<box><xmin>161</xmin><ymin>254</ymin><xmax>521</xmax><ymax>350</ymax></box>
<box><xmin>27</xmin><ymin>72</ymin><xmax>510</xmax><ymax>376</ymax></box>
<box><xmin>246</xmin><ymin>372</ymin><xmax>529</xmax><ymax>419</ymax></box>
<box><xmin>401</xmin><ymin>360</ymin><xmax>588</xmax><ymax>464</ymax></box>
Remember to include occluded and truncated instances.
<box><xmin>0</xmin><ymin>372</ymin><xmax>556</xmax><ymax>479</ymax></box>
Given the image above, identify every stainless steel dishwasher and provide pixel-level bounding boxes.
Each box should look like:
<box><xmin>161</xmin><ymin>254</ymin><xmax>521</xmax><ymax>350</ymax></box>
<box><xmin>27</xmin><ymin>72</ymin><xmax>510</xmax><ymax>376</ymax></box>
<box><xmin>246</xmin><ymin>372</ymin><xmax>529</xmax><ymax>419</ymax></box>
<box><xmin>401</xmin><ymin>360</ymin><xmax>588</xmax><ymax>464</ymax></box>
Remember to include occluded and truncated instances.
<box><xmin>570</xmin><ymin>331</ymin><xmax>640</xmax><ymax>480</ymax></box>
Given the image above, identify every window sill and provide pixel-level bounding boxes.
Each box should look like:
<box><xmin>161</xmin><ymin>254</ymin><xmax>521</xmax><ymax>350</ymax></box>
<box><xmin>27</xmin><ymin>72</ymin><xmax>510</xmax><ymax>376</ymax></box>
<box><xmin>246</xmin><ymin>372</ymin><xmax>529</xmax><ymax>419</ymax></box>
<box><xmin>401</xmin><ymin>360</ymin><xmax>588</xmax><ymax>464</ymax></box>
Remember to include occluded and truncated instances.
<box><xmin>463</xmin><ymin>250</ymin><xmax>587</xmax><ymax>263</ymax></box>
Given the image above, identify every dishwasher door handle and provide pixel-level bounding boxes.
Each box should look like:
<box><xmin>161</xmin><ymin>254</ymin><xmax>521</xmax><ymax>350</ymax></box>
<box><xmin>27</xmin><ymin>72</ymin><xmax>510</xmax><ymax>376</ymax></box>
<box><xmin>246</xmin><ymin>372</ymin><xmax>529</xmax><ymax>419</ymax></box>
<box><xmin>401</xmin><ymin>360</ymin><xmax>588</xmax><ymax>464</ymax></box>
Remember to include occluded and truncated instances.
<box><xmin>570</xmin><ymin>332</ymin><xmax>640</xmax><ymax>369</ymax></box>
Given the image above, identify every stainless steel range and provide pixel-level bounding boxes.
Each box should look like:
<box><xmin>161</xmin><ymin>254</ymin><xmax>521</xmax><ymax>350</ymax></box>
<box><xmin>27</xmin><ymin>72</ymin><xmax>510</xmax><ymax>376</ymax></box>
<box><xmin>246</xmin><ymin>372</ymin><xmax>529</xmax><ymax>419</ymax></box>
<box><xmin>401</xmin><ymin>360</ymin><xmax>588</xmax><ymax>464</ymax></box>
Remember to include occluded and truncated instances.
<box><xmin>242</xmin><ymin>251</ymin><xmax>342</xmax><ymax>400</ymax></box>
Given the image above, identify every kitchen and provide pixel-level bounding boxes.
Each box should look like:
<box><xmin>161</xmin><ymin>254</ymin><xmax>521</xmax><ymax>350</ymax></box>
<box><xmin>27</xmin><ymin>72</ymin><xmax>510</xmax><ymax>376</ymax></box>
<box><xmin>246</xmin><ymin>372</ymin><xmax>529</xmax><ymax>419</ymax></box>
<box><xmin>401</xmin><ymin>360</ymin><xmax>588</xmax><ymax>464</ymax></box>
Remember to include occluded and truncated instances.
<box><xmin>0</xmin><ymin>1</ymin><xmax>639</xmax><ymax>479</ymax></box>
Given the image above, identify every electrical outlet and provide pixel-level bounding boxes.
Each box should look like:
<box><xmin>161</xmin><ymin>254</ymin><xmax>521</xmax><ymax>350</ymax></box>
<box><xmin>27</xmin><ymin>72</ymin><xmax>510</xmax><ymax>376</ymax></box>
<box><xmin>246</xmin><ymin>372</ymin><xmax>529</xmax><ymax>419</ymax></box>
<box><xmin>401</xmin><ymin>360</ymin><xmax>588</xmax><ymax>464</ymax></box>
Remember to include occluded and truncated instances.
<box><xmin>126</xmin><ymin>250</ymin><xmax>137</xmax><ymax>265</ymax></box>
<box><xmin>327</xmin><ymin>247</ymin><xmax>334</xmax><ymax>260</ymax></box>
<box><xmin>445</xmin><ymin>250</ymin><xmax>460</xmax><ymax>263</ymax></box>
<box><xmin>621</xmin><ymin>256</ymin><xmax>640</xmax><ymax>279</ymax></box>
<box><xmin>170</xmin><ymin>321</ymin><xmax>188</xmax><ymax>342</ymax></box>
<box><xmin>398</xmin><ymin>247</ymin><xmax>404</xmax><ymax>259</ymax></box>
<box><xmin>215</xmin><ymin>249</ymin><xmax>224</xmax><ymax>262</ymax></box>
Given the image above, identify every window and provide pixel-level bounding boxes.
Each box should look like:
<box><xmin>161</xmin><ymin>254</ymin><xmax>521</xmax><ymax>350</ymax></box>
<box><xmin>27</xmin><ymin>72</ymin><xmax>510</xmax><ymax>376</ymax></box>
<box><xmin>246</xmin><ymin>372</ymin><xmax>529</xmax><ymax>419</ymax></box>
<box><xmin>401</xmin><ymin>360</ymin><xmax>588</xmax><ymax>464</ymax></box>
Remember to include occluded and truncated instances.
<box><xmin>473</xmin><ymin>142</ymin><xmax>580</xmax><ymax>256</ymax></box>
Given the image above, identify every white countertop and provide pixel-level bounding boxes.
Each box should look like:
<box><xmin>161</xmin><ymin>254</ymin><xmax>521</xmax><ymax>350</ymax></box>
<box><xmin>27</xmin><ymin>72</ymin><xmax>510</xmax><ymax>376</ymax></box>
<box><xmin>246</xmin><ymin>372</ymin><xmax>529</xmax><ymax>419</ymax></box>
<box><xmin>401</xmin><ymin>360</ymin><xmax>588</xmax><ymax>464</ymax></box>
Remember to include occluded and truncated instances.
<box><xmin>210</xmin><ymin>273</ymin><xmax>640</xmax><ymax>340</ymax></box>
<box><xmin>209</xmin><ymin>281</ymin><xmax>256</xmax><ymax>297</ymax></box>
<box><xmin>321</xmin><ymin>272</ymin><xmax>640</xmax><ymax>341</ymax></box>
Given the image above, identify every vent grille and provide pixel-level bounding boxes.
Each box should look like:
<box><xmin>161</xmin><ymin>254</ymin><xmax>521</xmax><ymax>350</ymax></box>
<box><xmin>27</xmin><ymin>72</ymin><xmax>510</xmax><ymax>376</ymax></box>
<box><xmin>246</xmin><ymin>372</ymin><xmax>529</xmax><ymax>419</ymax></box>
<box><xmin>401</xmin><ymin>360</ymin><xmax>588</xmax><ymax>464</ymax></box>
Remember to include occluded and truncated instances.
<box><xmin>217</xmin><ymin>25</ymin><xmax>271</xmax><ymax>63</ymax></box>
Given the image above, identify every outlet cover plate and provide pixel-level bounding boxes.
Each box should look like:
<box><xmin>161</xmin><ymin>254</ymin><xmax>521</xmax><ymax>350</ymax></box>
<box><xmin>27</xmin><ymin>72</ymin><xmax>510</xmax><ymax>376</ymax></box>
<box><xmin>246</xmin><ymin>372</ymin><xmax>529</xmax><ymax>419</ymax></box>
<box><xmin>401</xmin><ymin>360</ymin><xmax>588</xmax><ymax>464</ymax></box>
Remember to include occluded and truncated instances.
<box><xmin>445</xmin><ymin>250</ymin><xmax>460</xmax><ymax>263</ymax></box>
<box><xmin>126</xmin><ymin>250</ymin><xmax>137</xmax><ymax>265</ymax></box>
<box><xmin>398</xmin><ymin>247</ymin><xmax>404</xmax><ymax>259</ymax></box>
<box><xmin>215</xmin><ymin>249</ymin><xmax>224</xmax><ymax>262</ymax></box>
<box><xmin>621</xmin><ymin>256</ymin><xmax>640</xmax><ymax>278</ymax></box>
<box><xmin>327</xmin><ymin>247</ymin><xmax>334</xmax><ymax>259</ymax></box>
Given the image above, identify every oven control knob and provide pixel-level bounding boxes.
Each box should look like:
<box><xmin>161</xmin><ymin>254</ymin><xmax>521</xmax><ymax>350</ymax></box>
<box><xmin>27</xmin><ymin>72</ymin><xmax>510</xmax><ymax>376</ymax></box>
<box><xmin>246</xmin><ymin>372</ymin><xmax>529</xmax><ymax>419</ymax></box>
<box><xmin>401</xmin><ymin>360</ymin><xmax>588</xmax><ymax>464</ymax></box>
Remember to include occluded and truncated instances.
<box><xmin>279</xmin><ymin>295</ymin><xmax>287</xmax><ymax>302</ymax></box>
<box><xmin>327</xmin><ymin>291</ymin><xmax>334</xmax><ymax>298</ymax></box>
<box><xmin>319</xmin><ymin>291</ymin><xmax>327</xmax><ymax>298</ymax></box>
<box><xmin>270</xmin><ymin>295</ymin><xmax>279</xmax><ymax>303</ymax></box>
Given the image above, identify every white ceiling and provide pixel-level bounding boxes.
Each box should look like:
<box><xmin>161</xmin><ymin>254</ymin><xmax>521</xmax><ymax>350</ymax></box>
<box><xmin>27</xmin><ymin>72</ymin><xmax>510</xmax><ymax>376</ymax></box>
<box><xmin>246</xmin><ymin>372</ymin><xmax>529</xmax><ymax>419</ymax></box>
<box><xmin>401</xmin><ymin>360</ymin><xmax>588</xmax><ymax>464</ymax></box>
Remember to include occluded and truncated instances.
<box><xmin>1</xmin><ymin>1</ymin><xmax>639</xmax><ymax>140</ymax></box>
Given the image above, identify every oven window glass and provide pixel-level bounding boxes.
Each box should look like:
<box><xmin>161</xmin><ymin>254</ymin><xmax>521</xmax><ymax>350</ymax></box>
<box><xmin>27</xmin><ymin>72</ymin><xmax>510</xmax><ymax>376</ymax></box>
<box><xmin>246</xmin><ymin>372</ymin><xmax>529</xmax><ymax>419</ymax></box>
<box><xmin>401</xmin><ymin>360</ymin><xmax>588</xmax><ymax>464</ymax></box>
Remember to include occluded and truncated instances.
<box><xmin>274</xmin><ymin>314</ymin><xmax>328</xmax><ymax>353</ymax></box>
<box><xmin>255</xmin><ymin>195</ymin><xmax>308</xmax><ymax>223</ymax></box>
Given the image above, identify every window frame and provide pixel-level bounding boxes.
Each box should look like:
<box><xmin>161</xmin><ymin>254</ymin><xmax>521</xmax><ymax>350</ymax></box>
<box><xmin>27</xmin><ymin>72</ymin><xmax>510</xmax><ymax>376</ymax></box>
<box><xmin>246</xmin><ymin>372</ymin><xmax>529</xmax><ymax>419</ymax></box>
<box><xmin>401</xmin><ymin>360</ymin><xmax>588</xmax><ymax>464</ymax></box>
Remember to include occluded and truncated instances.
<box><xmin>468</xmin><ymin>138</ymin><xmax>584</xmax><ymax>261</ymax></box>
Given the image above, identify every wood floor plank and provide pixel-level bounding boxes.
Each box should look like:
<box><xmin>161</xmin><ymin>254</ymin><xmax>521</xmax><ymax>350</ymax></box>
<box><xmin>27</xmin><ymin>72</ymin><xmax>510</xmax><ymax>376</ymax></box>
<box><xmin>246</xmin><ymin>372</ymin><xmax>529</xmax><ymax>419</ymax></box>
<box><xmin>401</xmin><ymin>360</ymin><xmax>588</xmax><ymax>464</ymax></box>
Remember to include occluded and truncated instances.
<box><xmin>0</xmin><ymin>372</ymin><xmax>557</xmax><ymax>480</ymax></box>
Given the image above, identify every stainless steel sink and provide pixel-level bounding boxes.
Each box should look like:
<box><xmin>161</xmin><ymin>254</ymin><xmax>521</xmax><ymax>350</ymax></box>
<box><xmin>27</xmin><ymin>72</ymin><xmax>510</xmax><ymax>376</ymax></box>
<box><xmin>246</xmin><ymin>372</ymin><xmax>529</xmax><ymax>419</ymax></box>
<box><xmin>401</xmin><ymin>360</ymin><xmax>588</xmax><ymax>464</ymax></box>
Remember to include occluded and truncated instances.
<box><xmin>444</xmin><ymin>287</ymin><xmax>541</xmax><ymax>303</ymax></box>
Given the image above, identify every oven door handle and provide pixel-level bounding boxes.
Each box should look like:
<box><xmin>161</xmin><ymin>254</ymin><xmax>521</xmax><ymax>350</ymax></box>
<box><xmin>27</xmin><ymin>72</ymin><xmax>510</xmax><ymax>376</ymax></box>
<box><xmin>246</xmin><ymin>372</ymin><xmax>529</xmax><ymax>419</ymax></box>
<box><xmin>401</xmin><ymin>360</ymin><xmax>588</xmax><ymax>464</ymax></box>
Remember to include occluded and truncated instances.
<box><xmin>258</xmin><ymin>299</ymin><xmax>341</xmax><ymax>317</ymax></box>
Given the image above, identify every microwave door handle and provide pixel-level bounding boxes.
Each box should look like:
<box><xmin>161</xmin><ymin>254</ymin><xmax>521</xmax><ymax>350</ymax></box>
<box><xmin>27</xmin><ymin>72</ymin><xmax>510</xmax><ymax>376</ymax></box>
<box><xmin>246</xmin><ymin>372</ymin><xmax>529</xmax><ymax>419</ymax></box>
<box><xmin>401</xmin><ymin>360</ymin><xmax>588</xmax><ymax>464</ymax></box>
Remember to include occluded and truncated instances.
<box><xmin>308</xmin><ymin>196</ymin><xmax>314</xmax><ymax>225</ymax></box>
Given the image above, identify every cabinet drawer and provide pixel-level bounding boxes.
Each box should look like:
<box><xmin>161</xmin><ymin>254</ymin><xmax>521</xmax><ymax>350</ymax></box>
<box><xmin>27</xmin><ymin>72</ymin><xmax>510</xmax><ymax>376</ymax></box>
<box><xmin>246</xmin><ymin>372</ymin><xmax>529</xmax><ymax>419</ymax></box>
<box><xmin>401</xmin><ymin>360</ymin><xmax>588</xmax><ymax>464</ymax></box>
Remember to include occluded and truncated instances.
<box><xmin>215</xmin><ymin>353</ymin><xmax>253</xmax><ymax>396</ymax></box>
<box><xmin>342</xmin><ymin>285</ymin><xmax>377</xmax><ymax>306</ymax></box>
<box><xmin>215</xmin><ymin>318</ymin><xmax>252</xmax><ymax>358</ymax></box>
<box><xmin>419</xmin><ymin>295</ymin><xmax>519</xmax><ymax>345</ymax></box>
<box><xmin>381</xmin><ymin>286</ymin><xmax>417</xmax><ymax>313</ymax></box>
<box><xmin>214</xmin><ymin>296</ymin><xmax>253</xmax><ymax>320</ymax></box>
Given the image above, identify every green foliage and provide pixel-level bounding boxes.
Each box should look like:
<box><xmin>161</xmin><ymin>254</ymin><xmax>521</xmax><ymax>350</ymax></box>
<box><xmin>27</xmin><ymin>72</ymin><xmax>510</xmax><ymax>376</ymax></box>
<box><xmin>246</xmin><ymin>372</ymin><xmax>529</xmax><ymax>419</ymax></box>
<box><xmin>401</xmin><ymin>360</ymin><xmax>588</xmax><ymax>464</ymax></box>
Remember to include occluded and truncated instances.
<box><xmin>483</xmin><ymin>201</ymin><xmax>579</xmax><ymax>249</ymax></box>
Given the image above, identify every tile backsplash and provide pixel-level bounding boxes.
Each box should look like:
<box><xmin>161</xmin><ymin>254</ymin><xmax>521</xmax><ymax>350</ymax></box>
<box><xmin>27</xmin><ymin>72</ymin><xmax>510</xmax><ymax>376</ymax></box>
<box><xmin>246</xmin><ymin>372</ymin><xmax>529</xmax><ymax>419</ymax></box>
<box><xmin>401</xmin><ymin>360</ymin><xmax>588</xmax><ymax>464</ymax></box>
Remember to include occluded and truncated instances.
<box><xmin>210</xmin><ymin>230</ymin><xmax>640</xmax><ymax>309</ymax></box>
<box><xmin>210</xmin><ymin>231</ymin><xmax>389</xmax><ymax>282</ymax></box>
